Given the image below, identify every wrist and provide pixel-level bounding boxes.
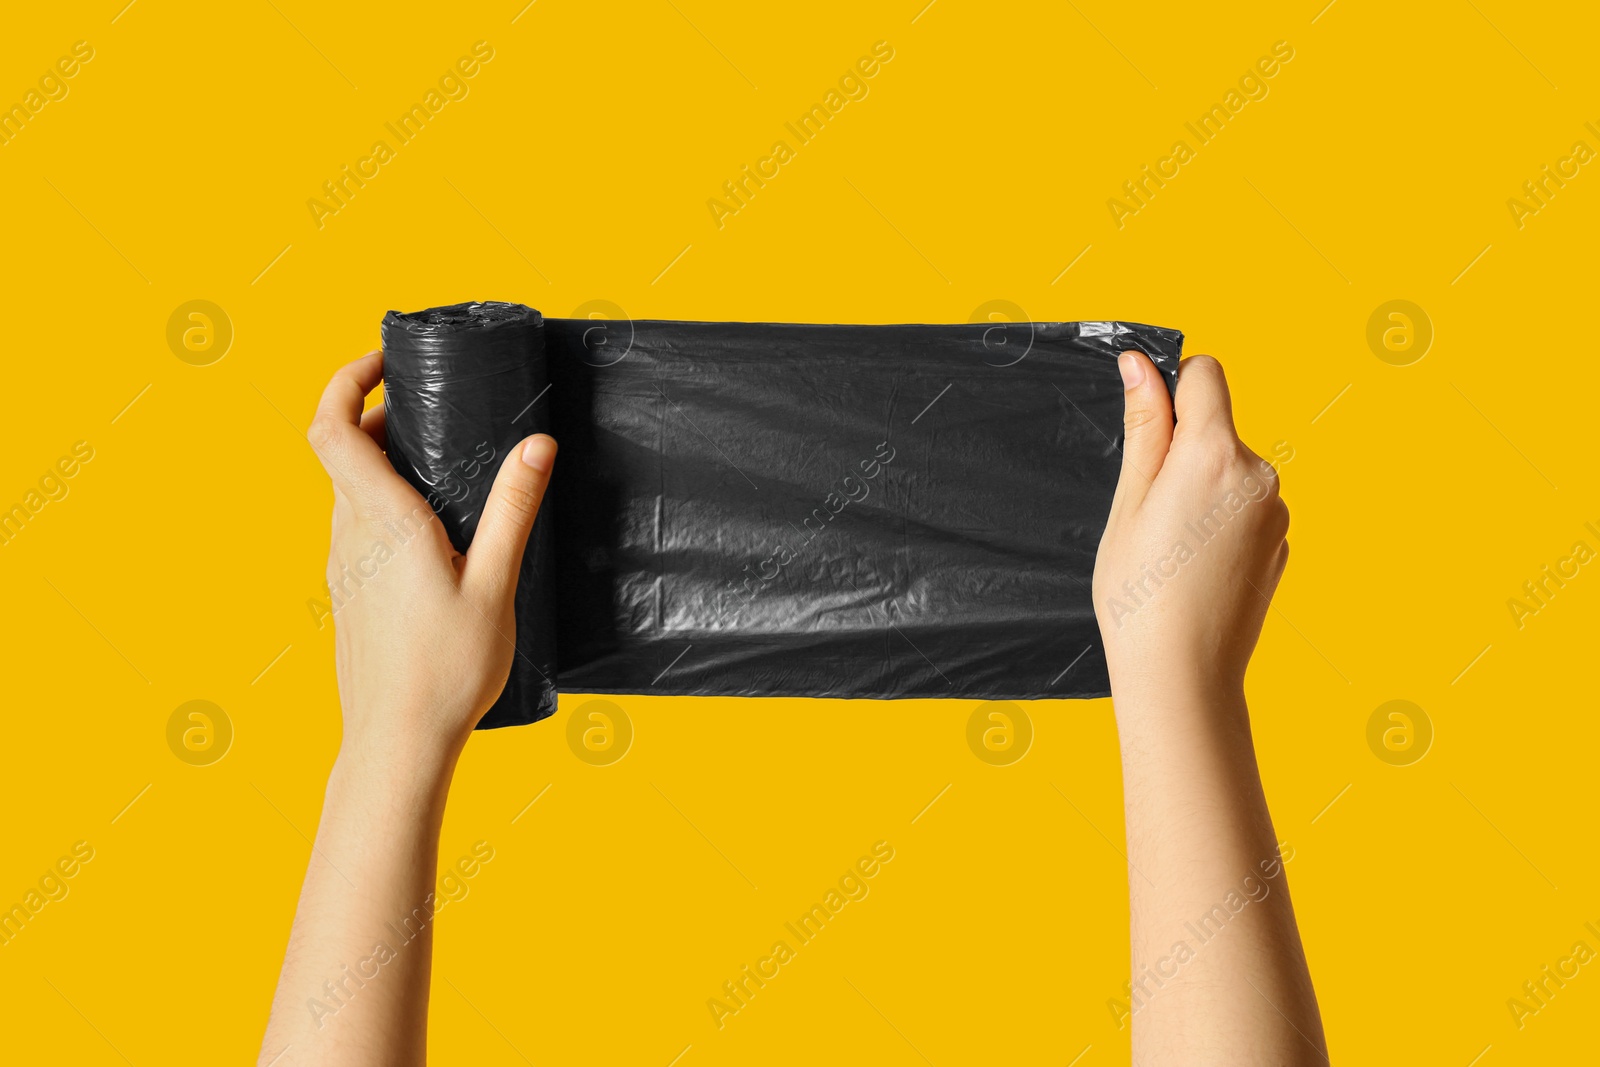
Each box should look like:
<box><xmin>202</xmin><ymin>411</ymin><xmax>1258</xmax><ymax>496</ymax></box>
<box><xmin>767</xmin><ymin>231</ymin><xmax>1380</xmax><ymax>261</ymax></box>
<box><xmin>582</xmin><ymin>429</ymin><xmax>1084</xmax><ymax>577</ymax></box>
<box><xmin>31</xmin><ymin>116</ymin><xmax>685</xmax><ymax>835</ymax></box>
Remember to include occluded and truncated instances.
<box><xmin>1107</xmin><ymin>674</ymin><xmax>1262</xmax><ymax>800</ymax></box>
<box><xmin>331</xmin><ymin>726</ymin><xmax>464</xmax><ymax>815</ymax></box>
<box><xmin>1106</xmin><ymin>661</ymin><xmax>1249</xmax><ymax>725</ymax></box>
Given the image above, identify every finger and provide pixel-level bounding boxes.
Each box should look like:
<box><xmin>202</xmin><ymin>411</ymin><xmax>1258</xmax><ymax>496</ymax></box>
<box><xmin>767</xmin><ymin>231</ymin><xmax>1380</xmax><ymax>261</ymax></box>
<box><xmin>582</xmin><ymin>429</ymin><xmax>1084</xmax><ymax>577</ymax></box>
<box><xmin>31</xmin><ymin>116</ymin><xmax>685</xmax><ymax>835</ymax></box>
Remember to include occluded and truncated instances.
<box><xmin>1109</xmin><ymin>350</ymin><xmax>1175</xmax><ymax>514</ymax></box>
<box><xmin>313</xmin><ymin>350</ymin><xmax>383</xmax><ymax>425</ymax></box>
<box><xmin>359</xmin><ymin>402</ymin><xmax>388</xmax><ymax>452</ymax></box>
<box><xmin>1173</xmin><ymin>355</ymin><xmax>1237</xmax><ymax>437</ymax></box>
<box><xmin>463</xmin><ymin>435</ymin><xmax>558</xmax><ymax>604</ymax></box>
<box><xmin>309</xmin><ymin>352</ymin><xmax>401</xmax><ymax>512</ymax></box>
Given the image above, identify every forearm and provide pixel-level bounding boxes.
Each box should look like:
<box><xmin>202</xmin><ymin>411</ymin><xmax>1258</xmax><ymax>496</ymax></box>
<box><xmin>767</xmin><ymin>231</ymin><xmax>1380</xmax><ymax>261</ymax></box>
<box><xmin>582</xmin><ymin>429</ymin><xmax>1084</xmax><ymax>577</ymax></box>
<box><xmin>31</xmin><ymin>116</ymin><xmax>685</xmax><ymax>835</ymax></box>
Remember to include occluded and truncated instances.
<box><xmin>1113</xmin><ymin>682</ymin><xmax>1325</xmax><ymax>1066</ymax></box>
<box><xmin>259</xmin><ymin>737</ymin><xmax>461</xmax><ymax>1066</ymax></box>
<box><xmin>266</xmin><ymin>351</ymin><xmax>555</xmax><ymax>1063</ymax></box>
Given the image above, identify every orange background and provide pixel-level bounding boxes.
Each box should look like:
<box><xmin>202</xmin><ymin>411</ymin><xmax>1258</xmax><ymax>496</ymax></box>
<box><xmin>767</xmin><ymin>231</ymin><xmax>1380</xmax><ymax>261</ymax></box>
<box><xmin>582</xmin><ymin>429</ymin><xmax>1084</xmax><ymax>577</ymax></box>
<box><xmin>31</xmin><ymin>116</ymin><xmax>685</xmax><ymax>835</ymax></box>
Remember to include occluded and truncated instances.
<box><xmin>1</xmin><ymin>1</ymin><xmax>1596</xmax><ymax>1063</ymax></box>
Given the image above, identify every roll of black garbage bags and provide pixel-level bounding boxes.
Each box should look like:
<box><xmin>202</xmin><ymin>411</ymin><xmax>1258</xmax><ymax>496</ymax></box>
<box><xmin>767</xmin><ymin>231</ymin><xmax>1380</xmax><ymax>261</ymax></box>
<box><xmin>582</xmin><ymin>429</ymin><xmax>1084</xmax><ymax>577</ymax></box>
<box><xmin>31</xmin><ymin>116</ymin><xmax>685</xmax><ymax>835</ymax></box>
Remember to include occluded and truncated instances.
<box><xmin>381</xmin><ymin>303</ymin><xmax>558</xmax><ymax>728</ymax></box>
<box><xmin>382</xmin><ymin>302</ymin><xmax>1182</xmax><ymax>729</ymax></box>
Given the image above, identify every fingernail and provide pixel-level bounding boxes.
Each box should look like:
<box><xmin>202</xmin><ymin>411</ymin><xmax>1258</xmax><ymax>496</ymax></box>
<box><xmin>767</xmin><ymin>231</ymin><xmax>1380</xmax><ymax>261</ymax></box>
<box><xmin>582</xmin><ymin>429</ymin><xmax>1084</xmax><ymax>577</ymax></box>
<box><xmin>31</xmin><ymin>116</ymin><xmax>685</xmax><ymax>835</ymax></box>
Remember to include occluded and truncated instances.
<box><xmin>521</xmin><ymin>435</ymin><xmax>557</xmax><ymax>473</ymax></box>
<box><xmin>1118</xmin><ymin>351</ymin><xmax>1144</xmax><ymax>389</ymax></box>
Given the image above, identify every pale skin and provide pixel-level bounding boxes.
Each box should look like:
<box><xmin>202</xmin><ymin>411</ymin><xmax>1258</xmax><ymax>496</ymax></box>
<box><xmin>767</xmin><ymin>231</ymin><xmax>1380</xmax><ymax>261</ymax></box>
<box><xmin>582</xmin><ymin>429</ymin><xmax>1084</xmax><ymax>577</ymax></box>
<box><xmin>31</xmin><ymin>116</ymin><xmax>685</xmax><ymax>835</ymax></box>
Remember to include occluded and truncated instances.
<box><xmin>260</xmin><ymin>348</ymin><xmax>1323</xmax><ymax>1065</ymax></box>
<box><xmin>258</xmin><ymin>351</ymin><xmax>557</xmax><ymax>1066</ymax></box>
<box><xmin>1095</xmin><ymin>351</ymin><xmax>1325</xmax><ymax>1065</ymax></box>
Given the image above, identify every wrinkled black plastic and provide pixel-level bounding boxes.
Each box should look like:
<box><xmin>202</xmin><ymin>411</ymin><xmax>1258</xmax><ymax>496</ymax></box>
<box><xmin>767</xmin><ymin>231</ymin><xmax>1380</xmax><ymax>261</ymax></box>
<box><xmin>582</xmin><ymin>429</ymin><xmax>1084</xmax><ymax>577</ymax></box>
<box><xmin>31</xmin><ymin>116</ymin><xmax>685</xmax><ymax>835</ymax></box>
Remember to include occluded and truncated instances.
<box><xmin>382</xmin><ymin>303</ymin><xmax>1182</xmax><ymax>729</ymax></box>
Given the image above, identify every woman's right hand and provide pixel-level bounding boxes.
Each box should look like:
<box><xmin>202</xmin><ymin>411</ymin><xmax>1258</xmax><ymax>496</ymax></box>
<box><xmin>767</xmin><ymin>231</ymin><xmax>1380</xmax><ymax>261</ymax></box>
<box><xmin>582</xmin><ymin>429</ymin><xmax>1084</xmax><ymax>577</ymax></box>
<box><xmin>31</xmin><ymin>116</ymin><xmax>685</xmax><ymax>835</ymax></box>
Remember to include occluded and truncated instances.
<box><xmin>1091</xmin><ymin>352</ymin><xmax>1290</xmax><ymax>703</ymax></box>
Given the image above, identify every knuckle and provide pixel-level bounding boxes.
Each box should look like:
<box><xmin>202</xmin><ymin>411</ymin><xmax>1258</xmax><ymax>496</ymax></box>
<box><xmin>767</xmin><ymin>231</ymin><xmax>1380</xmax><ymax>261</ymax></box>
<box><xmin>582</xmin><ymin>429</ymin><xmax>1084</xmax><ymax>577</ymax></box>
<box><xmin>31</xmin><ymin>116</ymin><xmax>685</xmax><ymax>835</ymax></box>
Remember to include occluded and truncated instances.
<box><xmin>1213</xmin><ymin>421</ymin><xmax>1244</xmax><ymax>447</ymax></box>
<box><xmin>308</xmin><ymin>417</ymin><xmax>344</xmax><ymax>456</ymax></box>
<box><xmin>1190</xmin><ymin>442</ymin><xmax>1231</xmax><ymax>482</ymax></box>
<box><xmin>496</xmin><ymin>481</ymin><xmax>541</xmax><ymax>524</ymax></box>
<box><xmin>1123</xmin><ymin>405</ymin><xmax>1160</xmax><ymax>434</ymax></box>
<box><xmin>1185</xmin><ymin>423</ymin><xmax>1234</xmax><ymax>463</ymax></box>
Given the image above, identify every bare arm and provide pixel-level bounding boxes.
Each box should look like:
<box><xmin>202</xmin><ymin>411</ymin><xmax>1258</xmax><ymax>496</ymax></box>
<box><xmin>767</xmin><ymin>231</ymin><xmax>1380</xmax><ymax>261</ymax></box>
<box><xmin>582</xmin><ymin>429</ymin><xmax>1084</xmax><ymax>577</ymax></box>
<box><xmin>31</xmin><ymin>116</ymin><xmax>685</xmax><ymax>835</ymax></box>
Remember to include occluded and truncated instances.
<box><xmin>1093</xmin><ymin>352</ymin><xmax>1326</xmax><ymax>1065</ymax></box>
<box><xmin>258</xmin><ymin>352</ymin><xmax>557</xmax><ymax>1066</ymax></box>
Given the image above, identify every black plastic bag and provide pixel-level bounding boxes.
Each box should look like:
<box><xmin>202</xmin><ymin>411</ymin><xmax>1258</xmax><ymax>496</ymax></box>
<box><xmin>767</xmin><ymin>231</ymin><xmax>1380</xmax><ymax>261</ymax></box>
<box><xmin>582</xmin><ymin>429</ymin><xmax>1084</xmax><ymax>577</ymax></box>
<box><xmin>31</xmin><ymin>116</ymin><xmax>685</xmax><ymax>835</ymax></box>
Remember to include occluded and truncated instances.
<box><xmin>381</xmin><ymin>303</ymin><xmax>1181</xmax><ymax>729</ymax></box>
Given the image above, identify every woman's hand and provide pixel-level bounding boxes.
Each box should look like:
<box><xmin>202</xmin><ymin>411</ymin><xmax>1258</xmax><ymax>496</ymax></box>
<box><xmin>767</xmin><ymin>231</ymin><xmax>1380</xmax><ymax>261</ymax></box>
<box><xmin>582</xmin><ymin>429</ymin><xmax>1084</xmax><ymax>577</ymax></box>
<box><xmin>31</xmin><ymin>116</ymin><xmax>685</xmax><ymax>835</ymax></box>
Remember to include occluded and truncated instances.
<box><xmin>1092</xmin><ymin>351</ymin><xmax>1289</xmax><ymax>703</ymax></box>
<box><xmin>1093</xmin><ymin>353</ymin><xmax>1324</xmax><ymax>1066</ymax></box>
<box><xmin>309</xmin><ymin>350</ymin><xmax>557</xmax><ymax>765</ymax></box>
<box><xmin>261</xmin><ymin>351</ymin><xmax>557</xmax><ymax>1067</ymax></box>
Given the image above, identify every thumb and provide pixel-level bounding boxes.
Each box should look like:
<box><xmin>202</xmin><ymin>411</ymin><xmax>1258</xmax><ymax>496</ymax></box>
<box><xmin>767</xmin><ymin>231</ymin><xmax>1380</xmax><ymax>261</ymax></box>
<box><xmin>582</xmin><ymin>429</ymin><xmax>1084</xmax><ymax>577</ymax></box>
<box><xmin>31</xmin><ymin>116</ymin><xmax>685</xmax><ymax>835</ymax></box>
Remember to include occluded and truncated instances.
<box><xmin>1109</xmin><ymin>350</ymin><xmax>1174</xmax><ymax>515</ymax></box>
<box><xmin>462</xmin><ymin>434</ymin><xmax>558</xmax><ymax>604</ymax></box>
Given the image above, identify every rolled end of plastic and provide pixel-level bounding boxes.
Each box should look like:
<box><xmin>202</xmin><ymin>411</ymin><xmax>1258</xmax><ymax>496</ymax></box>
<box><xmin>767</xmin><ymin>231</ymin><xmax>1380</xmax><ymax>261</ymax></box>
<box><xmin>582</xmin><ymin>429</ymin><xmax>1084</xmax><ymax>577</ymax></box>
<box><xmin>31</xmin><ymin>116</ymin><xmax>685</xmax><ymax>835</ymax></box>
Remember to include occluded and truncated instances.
<box><xmin>381</xmin><ymin>301</ymin><xmax>544</xmax><ymax>378</ymax></box>
<box><xmin>378</xmin><ymin>301</ymin><xmax>558</xmax><ymax>731</ymax></box>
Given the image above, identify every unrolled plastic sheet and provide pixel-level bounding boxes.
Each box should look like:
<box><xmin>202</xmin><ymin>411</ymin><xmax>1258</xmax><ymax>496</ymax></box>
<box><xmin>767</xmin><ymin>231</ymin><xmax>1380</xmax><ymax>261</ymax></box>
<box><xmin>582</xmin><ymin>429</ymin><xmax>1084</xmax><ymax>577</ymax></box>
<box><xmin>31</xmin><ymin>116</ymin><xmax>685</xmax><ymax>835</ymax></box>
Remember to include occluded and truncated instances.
<box><xmin>380</xmin><ymin>303</ymin><xmax>1182</xmax><ymax>729</ymax></box>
